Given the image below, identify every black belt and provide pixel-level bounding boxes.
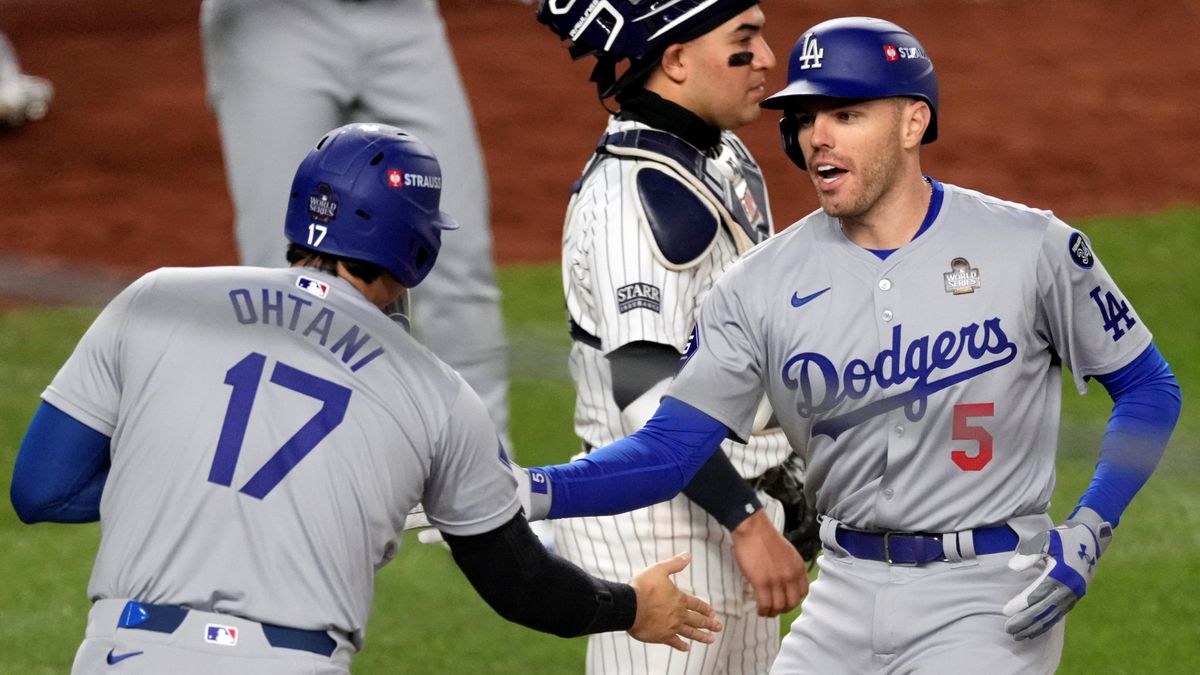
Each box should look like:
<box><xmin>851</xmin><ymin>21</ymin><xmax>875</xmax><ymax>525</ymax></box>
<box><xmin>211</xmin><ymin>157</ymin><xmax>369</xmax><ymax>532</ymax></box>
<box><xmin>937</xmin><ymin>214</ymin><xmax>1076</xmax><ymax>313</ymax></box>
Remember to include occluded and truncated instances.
<box><xmin>834</xmin><ymin>524</ymin><xmax>1018</xmax><ymax>565</ymax></box>
<box><xmin>116</xmin><ymin>601</ymin><xmax>337</xmax><ymax>658</ymax></box>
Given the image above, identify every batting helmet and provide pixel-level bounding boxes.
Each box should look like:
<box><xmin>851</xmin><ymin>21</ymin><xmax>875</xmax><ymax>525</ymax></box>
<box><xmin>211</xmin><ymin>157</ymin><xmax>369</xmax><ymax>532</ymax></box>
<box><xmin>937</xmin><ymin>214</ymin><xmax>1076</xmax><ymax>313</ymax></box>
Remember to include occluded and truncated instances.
<box><xmin>761</xmin><ymin>17</ymin><xmax>938</xmax><ymax>169</ymax></box>
<box><xmin>284</xmin><ymin>124</ymin><xmax>458</xmax><ymax>288</ymax></box>
<box><xmin>537</xmin><ymin>0</ymin><xmax>760</xmax><ymax>98</ymax></box>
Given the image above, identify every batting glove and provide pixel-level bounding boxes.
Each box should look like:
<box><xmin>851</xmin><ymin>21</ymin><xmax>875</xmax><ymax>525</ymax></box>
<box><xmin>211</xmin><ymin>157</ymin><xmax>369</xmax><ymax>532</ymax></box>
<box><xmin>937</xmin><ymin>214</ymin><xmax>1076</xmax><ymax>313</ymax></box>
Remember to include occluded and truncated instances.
<box><xmin>1002</xmin><ymin>507</ymin><xmax>1113</xmax><ymax>640</ymax></box>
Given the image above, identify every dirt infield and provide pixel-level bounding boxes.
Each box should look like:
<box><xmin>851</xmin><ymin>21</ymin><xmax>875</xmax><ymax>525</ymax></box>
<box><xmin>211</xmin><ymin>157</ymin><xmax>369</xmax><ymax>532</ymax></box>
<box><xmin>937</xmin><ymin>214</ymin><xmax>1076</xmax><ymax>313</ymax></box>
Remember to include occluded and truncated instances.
<box><xmin>1</xmin><ymin>0</ymin><xmax>1197</xmax><ymax>286</ymax></box>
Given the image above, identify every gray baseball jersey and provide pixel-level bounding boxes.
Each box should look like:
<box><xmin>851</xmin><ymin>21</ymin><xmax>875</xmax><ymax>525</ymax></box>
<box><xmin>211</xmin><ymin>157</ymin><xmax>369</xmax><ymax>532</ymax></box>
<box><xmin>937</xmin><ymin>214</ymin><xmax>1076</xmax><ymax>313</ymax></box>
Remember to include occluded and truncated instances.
<box><xmin>671</xmin><ymin>181</ymin><xmax>1151</xmax><ymax>534</ymax></box>
<box><xmin>557</xmin><ymin>115</ymin><xmax>790</xmax><ymax>674</ymax></box>
<box><xmin>42</xmin><ymin>266</ymin><xmax>519</xmax><ymax>648</ymax></box>
<box><xmin>200</xmin><ymin>0</ymin><xmax>510</xmax><ymax>446</ymax></box>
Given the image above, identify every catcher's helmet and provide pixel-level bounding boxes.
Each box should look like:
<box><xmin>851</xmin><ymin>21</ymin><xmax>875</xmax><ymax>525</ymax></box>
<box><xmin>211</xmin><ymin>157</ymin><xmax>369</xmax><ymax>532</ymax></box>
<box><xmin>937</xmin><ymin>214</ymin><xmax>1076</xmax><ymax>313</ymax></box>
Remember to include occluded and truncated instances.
<box><xmin>761</xmin><ymin>17</ymin><xmax>938</xmax><ymax>169</ymax></box>
<box><xmin>537</xmin><ymin>0</ymin><xmax>760</xmax><ymax>98</ymax></box>
<box><xmin>284</xmin><ymin>124</ymin><xmax>458</xmax><ymax>288</ymax></box>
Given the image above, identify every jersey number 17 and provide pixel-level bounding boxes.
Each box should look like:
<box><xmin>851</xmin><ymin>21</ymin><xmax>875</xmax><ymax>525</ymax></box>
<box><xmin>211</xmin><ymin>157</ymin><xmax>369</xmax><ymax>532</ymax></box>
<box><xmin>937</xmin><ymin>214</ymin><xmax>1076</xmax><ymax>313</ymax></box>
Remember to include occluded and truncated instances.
<box><xmin>207</xmin><ymin>352</ymin><xmax>352</xmax><ymax>499</ymax></box>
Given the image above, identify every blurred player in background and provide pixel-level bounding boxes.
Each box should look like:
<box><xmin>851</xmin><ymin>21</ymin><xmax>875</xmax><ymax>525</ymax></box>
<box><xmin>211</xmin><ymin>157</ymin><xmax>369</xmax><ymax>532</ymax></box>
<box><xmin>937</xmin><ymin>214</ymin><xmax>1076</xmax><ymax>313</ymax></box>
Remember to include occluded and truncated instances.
<box><xmin>0</xmin><ymin>30</ymin><xmax>53</xmax><ymax>128</ymax></box>
<box><xmin>200</xmin><ymin>0</ymin><xmax>511</xmax><ymax>449</ymax></box>
<box><xmin>10</xmin><ymin>124</ymin><xmax>722</xmax><ymax>675</ymax></box>
<box><xmin>537</xmin><ymin>1</ymin><xmax>811</xmax><ymax>672</ymax></box>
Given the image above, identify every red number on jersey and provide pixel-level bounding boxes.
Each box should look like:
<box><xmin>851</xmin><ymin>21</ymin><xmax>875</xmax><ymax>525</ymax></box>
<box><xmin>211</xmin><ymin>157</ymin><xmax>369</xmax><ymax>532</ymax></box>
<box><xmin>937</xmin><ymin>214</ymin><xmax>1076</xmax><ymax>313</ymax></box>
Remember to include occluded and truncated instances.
<box><xmin>951</xmin><ymin>402</ymin><xmax>994</xmax><ymax>471</ymax></box>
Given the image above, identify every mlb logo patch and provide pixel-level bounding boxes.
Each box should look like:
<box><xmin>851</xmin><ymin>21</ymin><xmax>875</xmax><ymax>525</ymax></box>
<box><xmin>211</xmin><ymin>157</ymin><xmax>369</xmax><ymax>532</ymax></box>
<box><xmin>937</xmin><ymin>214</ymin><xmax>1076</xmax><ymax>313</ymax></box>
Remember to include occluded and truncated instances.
<box><xmin>387</xmin><ymin>169</ymin><xmax>404</xmax><ymax>188</ymax></box>
<box><xmin>296</xmin><ymin>275</ymin><xmax>330</xmax><ymax>299</ymax></box>
<box><xmin>205</xmin><ymin>624</ymin><xmax>238</xmax><ymax>647</ymax></box>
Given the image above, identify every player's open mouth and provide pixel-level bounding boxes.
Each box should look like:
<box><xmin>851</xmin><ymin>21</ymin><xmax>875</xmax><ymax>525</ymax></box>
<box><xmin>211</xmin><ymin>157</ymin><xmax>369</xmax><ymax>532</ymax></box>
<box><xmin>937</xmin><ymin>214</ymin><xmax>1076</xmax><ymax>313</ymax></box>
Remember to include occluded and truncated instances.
<box><xmin>815</xmin><ymin>164</ymin><xmax>847</xmax><ymax>185</ymax></box>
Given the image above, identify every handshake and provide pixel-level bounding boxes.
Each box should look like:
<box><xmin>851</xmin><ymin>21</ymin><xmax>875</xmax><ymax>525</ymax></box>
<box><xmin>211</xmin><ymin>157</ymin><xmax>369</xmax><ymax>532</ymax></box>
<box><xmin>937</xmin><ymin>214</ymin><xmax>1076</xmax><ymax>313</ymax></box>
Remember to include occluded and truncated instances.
<box><xmin>403</xmin><ymin>464</ymin><xmax>722</xmax><ymax>652</ymax></box>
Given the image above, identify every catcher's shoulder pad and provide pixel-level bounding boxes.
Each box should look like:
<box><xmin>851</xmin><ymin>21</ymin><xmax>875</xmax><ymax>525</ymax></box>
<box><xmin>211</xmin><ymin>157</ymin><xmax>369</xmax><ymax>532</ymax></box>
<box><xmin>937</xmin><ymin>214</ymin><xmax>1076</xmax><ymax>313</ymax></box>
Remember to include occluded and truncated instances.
<box><xmin>635</xmin><ymin>167</ymin><xmax>720</xmax><ymax>268</ymax></box>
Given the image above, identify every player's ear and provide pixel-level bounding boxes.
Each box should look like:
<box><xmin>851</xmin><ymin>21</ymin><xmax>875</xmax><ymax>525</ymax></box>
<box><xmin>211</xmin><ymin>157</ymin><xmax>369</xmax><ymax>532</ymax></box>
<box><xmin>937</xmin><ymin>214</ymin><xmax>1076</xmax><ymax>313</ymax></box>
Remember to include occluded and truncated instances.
<box><xmin>900</xmin><ymin>99</ymin><xmax>931</xmax><ymax>150</ymax></box>
<box><xmin>659</xmin><ymin>44</ymin><xmax>689</xmax><ymax>85</ymax></box>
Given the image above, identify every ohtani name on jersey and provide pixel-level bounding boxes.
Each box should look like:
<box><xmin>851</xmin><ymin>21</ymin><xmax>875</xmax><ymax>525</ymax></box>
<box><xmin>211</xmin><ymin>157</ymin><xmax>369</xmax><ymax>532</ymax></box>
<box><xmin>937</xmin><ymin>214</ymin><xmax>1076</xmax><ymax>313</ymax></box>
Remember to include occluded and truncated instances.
<box><xmin>228</xmin><ymin>288</ymin><xmax>386</xmax><ymax>372</ymax></box>
<box><xmin>781</xmin><ymin>318</ymin><xmax>1018</xmax><ymax>439</ymax></box>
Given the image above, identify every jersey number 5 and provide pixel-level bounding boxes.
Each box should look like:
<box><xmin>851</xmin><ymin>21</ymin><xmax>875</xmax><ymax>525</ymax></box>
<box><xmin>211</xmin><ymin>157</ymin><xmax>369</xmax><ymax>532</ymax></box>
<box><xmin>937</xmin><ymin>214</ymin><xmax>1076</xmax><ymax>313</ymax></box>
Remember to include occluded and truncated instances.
<box><xmin>951</xmin><ymin>402</ymin><xmax>994</xmax><ymax>471</ymax></box>
<box><xmin>208</xmin><ymin>352</ymin><xmax>352</xmax><ymax>499</ymax></box>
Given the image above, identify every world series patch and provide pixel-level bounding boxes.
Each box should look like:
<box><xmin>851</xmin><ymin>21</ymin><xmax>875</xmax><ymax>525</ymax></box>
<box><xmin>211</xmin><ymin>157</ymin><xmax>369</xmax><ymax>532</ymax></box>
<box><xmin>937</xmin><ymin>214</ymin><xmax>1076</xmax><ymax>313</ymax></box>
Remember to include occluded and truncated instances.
<box><xmin>1069</xmin><ymin>232</ymin><xmax>1095</xmax><ymax>269</ymax></box>
<box><xmin>616</xmin><ymin>282</ymin><xmax>662</xmax><ymax>313</ymax></box>
<box><xmin>943</xmin><ymin>257</ymin><xmax>981</xmax><ymax>295</ymax></box>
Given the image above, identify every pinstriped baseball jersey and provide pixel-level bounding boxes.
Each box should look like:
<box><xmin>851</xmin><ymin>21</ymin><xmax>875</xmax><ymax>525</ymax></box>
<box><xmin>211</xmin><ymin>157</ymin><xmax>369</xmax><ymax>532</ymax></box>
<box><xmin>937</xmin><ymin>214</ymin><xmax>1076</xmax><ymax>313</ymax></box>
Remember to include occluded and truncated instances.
<box><xmin>670</xmin><ymin>181</ymin><xmax>1152</xmax><ymax>533</ymax></box>
<box><xmin>563</xmin><ymin>116</ymin><xmax>792</xmax><ymax>480</ymax></box>
<box><xmin>42</xmin><ymin>266</ymin><xmax>519</xmax><ymax>647</ymax></box>
<box><xmin>557</xmin><ymin>115</ymin><xmax>792</xmax><ymax>675</ymax></box>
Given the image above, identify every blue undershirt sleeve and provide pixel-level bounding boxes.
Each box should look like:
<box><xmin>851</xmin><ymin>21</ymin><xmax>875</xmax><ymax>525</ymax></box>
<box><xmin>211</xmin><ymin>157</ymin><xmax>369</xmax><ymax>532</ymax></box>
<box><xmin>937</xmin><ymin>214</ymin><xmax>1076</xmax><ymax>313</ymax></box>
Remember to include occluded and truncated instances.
<box><xmin>541</xmin><ymin>397</ymin><xmax>729</xmax><ymax>519</ymax></box>
<box><xmin>10</xmin><ymin>402</ymin><xmax>111</xmax><ymax>524</ymax></box>
<box><xmin>1073</xmin><ymin>343</ymin><xmax>1181</xmax><ymax>527</ymax></box>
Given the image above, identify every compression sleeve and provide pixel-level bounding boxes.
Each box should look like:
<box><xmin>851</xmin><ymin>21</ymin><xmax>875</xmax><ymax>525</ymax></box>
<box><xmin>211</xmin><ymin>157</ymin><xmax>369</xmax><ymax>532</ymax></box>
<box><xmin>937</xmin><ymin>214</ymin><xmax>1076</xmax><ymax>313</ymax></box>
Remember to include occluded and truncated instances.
<box><xmin>11</xmin><ymin>402</ymin><xmax>111</xmax><ymax>523</ymax></box>
<box><xmin>444</xmin><ymin>512</ymin><xmax>637</xmax><ymax>637</ymax></box>
<box><xmin>1073</xmin><ymin>343</ymin><xmax>1181</xmax><ymax>527</ymax></box>
<box><xmin>542</xmin><ymin>397</ymin><xmax>728</xmax><ymax>519</ymax></box>
<box><xmin>682</xmin><ymin>451</ymin><xmax>761</xmax><ymax>531</ymax></box>
<box><xmin>610</xmin><ymin>343</ymin><xmax>762</xmax><ymax>530</ymax></box>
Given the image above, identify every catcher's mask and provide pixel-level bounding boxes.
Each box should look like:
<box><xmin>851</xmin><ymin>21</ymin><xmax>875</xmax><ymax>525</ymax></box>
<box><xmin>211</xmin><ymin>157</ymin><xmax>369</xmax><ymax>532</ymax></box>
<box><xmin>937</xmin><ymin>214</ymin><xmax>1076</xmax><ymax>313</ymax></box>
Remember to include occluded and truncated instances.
<box><xmin>284</xmin><ymin>123</ymin><xmax>458</xmax><ymax>288</ymax></box>
<box><xmin>537</xmin><ymin>0</ymin><xmax>760</xmax><ymax>98</ymax></box>
<box><xmin>761</xmin><ymin>16</ymin><xmax>939</xmax><ymax>169</ymax></box>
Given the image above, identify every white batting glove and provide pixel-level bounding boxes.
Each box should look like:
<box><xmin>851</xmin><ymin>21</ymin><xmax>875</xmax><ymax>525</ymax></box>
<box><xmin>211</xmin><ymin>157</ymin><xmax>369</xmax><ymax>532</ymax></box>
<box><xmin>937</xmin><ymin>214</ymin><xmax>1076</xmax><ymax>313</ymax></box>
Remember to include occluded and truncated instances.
<box><xmin>404</xmin><ymin>463</ymin><xmax>553</xmax><ymax>546</ymax></box>
<box><xmin>1002</xmin><ymin>507</ymin><xmax>1113</xmax><ymax>640</ymax></box>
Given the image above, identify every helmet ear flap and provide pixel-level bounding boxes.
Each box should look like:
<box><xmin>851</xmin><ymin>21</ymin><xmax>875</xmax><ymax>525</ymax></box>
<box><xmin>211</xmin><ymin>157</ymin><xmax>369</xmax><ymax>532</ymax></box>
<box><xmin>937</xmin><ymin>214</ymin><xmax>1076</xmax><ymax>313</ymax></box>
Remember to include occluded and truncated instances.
<box><xmin>778</xmin><ymin>113</ymin><xmax>807</xmax><ymax>170</ymax></box>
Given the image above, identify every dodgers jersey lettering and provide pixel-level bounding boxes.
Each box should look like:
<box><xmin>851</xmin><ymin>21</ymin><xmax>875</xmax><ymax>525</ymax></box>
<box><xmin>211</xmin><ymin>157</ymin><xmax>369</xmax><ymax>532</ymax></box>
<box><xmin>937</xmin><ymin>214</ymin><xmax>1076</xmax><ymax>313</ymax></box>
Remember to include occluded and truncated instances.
<box><xmin>670</xmin><ymin>181</ymin><xmax>1151</xmax><ymax>533</ymax></box>
<box><xmin>41</xmin><ymin>266</ymin><xmax>519</xmax><ymax>644</ymax></box>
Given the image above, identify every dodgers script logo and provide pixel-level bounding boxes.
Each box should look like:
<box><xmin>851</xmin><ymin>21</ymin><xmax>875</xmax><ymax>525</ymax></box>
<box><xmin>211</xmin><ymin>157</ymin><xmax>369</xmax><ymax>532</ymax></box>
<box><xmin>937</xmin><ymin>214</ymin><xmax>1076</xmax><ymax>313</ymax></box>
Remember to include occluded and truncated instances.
<box><xmin>782</xmin><ymin>318</ymin><xmax>1018</xmax><ymax>439</ymax></box>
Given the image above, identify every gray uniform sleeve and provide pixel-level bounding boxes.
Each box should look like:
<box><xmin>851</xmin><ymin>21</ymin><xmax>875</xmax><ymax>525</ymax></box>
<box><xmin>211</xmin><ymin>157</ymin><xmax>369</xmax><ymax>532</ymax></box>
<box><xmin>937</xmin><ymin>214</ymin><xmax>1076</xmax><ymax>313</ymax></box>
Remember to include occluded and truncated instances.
<box><xmin>422</xmin><ymin>379</ymin><xmax>521</xmax><ymax>537</ymax></box>
<box><xmin>667</xmin><ymin>266</ymin><xmax>765</xmax><ymax>442</ymax></box>
<box><xmin>1036</xmin><ymin>218</ymin><xmax>1152</xmax><ymax>391</ymax></box>
<box><xmin>42</xmin><ymin>272</ymin><xmax>156</xmax><ymax>435</ymax></box>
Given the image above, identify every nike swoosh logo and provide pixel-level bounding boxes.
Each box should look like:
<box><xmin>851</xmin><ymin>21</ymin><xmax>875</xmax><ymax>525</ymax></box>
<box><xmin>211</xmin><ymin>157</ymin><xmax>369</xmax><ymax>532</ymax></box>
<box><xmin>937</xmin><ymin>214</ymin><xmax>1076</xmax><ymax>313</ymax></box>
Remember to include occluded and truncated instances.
<box><xmin>106</xmin><ymin>649</ymin><xmax>144</xmax><ymax>665</ymax></box>
<box><xmin>791</xmin><ymin>287</ymin><xmax>830</xmax><ymax>308</ymax></box>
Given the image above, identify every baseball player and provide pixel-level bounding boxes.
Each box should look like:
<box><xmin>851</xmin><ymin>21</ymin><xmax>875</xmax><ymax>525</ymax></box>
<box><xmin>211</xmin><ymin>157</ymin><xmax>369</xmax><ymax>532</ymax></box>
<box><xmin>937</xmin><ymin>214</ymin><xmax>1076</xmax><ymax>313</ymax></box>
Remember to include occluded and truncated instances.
<box><xmin>516</xmin><ymin>17</ymin><xmax>1183</xmax><ymax>674</ymax></box>
<box><xmin>9</xmin><ymin>124</ymin><xmax>722</xmax><ymax>675</ymax></box>
<box><xmin>200</xmin><ymin>0</ymin><xmax>511</xmax><ymax>453</ymax></box>
<box><xmin>537</xmin><ymin>1</ymin><xmax>808</xmax><ymax>672</ymax></box>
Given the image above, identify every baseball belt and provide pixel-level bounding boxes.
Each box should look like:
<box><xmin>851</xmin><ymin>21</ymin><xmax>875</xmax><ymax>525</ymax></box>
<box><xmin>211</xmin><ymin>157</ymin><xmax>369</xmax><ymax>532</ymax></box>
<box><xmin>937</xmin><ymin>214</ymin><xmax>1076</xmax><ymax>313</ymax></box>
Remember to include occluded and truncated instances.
<box><xmin>116</xmin><ymin>601</ymin><xmax>337</xmax><ymax>657</ymax></box>
<box><xmin>834</xmin><ymin>524</ymin><xmax>1018</xmax><ymax>566</ymax></box>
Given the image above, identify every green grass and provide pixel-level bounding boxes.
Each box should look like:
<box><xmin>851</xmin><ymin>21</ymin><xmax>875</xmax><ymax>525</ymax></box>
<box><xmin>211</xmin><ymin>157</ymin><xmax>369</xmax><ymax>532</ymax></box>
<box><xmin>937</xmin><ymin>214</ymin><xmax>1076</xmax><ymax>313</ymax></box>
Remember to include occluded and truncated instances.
<box><xmin>2</xmin><ymin>208</ymin><xmax>1198</xmax><ymax>672</ymax></box>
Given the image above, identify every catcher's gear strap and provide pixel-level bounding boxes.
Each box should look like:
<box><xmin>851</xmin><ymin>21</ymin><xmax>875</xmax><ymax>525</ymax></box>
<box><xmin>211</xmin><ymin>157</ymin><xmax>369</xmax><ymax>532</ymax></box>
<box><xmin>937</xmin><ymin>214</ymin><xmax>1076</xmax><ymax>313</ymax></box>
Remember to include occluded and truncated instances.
<box><xmin>443</xmin><ymin>512</ymin><xmax>636</xmax><ymax>637</ymax></box>
<box><xmin>1083</xmin><ymin>342</ymin><xmax>1180</xmax><ymax>526</ymax></box>
<box><xmin>599</xmin><ymin>128</ymin><xmax>771</xmax><ymax>266</ymax></box>
<box><xmin>11</xmin><ymin>401</ymin><xmax>110</xmax><ymax>524</ymax></box>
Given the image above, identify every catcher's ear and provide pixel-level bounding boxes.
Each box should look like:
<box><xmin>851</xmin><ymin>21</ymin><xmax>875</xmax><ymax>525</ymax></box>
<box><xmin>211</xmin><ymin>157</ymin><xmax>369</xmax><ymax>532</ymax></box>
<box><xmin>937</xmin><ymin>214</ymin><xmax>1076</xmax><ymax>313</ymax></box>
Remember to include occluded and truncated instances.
<box><xmin>659</xmin><ymin>44</ymin><xmax>688</xmax><ymax>84</ymax></box>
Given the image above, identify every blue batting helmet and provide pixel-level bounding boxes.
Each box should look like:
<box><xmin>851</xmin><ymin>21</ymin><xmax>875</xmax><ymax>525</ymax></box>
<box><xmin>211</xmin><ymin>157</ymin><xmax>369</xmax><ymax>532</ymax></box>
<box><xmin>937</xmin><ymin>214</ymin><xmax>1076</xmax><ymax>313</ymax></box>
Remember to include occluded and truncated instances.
<box><xmin>284</xmin><ymin>124</ymin><xmax>458</xmax><ymax>288</ymax></box>
<box><xmin>761</xmin><ymin>17</ymin><xmax>938</xmax><ymax>168</ymax></box>
<box><xmin>537</xmin><ymin>0</ymin><xmax>760</xmax><ymax>98</ymax></box>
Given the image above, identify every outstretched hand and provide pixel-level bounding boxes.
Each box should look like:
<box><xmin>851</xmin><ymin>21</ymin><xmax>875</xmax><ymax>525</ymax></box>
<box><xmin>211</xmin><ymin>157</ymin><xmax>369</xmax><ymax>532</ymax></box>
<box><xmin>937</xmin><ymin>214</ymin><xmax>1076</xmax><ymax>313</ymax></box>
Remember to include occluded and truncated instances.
<box><xmin>627</xmin><ymin>552</ymin><xmax>722</xmax><ymax>651</ymax></box>
<box><xmin>732</xmin><ymin>509</ymin><xmax>809</xmax><ymax>616</ymax></box>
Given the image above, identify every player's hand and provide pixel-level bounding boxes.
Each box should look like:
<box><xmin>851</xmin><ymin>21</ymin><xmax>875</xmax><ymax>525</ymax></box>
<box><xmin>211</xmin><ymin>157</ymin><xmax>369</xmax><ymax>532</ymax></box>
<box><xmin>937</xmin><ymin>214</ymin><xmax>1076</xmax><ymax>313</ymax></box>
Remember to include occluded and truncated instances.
<box><xmin>1002</xmin><ymin>507</ymin><xmax>1113</xmax><ymax>640</ymax></box>
<box><xmin>732</xmin><ymin>509</ymin><xmax>808</xmax><ymax>617</ymax></box>
<box><xmin>627</xmin><ymin>552</ymin><xmax>721</xmax><ymax>651</ymax></box>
